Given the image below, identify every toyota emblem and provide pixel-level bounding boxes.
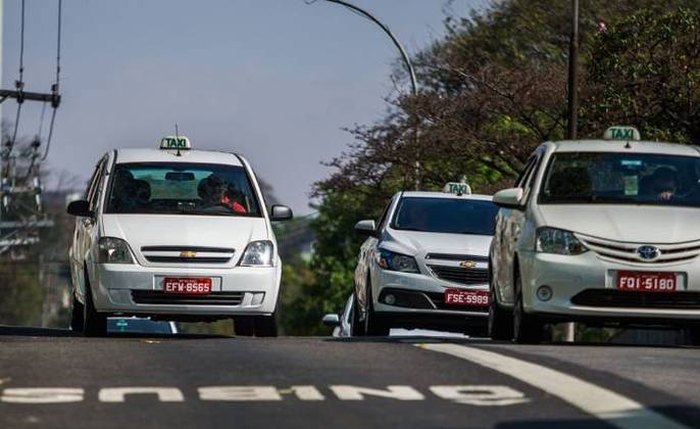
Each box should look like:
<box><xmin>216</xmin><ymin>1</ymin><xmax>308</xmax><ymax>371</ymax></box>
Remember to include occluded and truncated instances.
<box><xmin>636</xmin><ymin>245</ymin><xmax>660</xmax><ymax>261</ymax></box>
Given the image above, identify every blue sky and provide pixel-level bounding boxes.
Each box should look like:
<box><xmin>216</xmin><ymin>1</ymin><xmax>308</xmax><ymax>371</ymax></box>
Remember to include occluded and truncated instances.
<box><xmin>2</xmin><ymin>0</ymin><xmax>487</xmax><ymax>214</ymax></box>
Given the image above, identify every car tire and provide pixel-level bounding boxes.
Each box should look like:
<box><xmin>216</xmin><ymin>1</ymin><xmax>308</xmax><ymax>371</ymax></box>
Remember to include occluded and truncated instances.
<box><xmin>351</xmin><ymin>293</ymin><xmax>366</xmax><ymax>337</ymax></box>
<box><xmin>512</xmin><ymin>275</ymin><xmax>547</xmax><ymax>344</ymax></box>
<box><xmin>254</xmin><ymin>313</ymin><xmax>278</xmax><ymax>337</ymax></box>
<box><xmin>488</xmin><ymin>270</ymin><xmax>513</xmax><ymax>341</ymax></box>
<box><xmin>83</xmin><ymin>274</ymin><xmax>108</xmax><ymax>337</ymax></box>
<box><xmin>364</xmin><ymin>282</ymin><xmax>390</xmax><ymax>337</ymax></box>
<box><xmin>233</xmin><ymin>316</ymin><xmax>255</xmax><ymax>336</ymax></box>
<box><xmin>70</xmin><ymin>294</ymin><xmax>85</xmax><ymax>333</ymax></box>
<box><xmin>687</xmin><ymin>327</ymin><xmax>700</xmax><ymax>346</ymax></box>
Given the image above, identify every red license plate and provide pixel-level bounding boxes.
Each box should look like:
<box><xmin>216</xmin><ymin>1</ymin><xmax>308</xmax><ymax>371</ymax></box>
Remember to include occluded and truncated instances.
<box><xmin>445</xmin><ymin>289</ymin><xmax>490</xmax><ymax>307</ymax></box>
<box><xmin>616</xmin><ymin>271</ymin><xmax>677</xmax><ymax>292</ymax></box>
<box><xmin>163</xmin><ymin>277</ymin><xmax>212</xmax><ymax>295</ymax></box>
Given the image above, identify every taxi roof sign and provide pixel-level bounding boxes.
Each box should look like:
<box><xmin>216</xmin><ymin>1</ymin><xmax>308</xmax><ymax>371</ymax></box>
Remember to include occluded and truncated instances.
<box><xmin>603</xmin><ymin>126</ymin><xmax>641</xmax><ymax>141</ymax></box>
<box><xmin>443</xmin><ymin>181</ymin><xmax>472</xmax><ymax>196</ymax></box>
<box><xmin>160</xmin><ymin>136</ymin><xmax>191</xmax><ymax>150</ymax></box>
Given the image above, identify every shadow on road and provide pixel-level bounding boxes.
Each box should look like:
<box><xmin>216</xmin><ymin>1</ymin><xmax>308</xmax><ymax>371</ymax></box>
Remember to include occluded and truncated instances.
<box><xmin>0</xmin><ymin>325</ymin><xmax>229</xmax><ymax>340</ymax></box>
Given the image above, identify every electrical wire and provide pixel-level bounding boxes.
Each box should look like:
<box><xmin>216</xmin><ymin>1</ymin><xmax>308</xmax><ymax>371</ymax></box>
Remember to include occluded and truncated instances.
<box><xmin>41</xmin><ymin>0</ymin><xmax>62</xmax><ymax>161</ymax></box>
<box><xmin>8</xmin><ymin>0</ymin><xmax>27</xmax><ymax>158</ymax></box>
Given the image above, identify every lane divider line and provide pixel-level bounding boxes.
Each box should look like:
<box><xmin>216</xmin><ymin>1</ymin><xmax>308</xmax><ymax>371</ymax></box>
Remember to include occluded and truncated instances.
<box><xmin>418</xmin><ymin>343</ymin><xmax>689</xmax><ymax>429</ymax></box>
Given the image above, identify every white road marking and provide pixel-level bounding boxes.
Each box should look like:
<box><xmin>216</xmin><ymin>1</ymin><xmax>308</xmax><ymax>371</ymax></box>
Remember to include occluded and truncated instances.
<box><xmin>278</xmin><ymin>386</ymin><xmax>326</xmax><ymax>401</ymax></box>
<box><xmin>429</xmin><ymin>385</ymin><xmax>529</xmax><ymax>406</ymax></box>
<box><xmin>199</xmin><ymin>386</ymin><xmax>282</xmax><ymax>401</ymax></box>
<box><xmin>420</xmin><ymin>343</ymin><xmax>690</xmax><ymax>429</ymax></box>
<box><xmin>329</xmin><ymin>385</ymin><xmax>424</xmax><ymax>401</ymax></box>
<box><xmin>1</xmin><ymin>388</ymin><xmax>84</xmax><ymax>404</ymax></box>
<box><xmin>98</xmin><ymin>387</ymin><xmax>184</xmax><ymax>402</ymax></box>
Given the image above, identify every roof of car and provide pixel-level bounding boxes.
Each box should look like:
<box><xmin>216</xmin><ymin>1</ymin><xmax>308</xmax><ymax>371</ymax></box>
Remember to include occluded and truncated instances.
<box><xmin>548</xmin><ymin>140</ymin><xmax>700</xmax><ymax>156</ymax></box>
<box><xmin>114</xmin><ymin>148</ymin><xmax>244</xmax><ymax>166</ymax></box>
<box><xmin>398</xmin><ymin>191</ymin><xmax>493</xmax><ymax>201</ymax></box>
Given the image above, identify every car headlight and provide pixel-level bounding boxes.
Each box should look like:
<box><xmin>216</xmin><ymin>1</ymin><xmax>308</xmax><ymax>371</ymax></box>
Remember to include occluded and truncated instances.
<box><xmin>98</xmin><ymin>237</ymin><xmax>135</xmax><ymax>264</ymax></box>
<box><xmin>377</xmin><ymin>249</ymin><xmax>420</xmax><ymax>273</ymax></box>
<box><xmin>239</xmin><ymin>240</ymin><xmax>274</xmax><ymax>267</ymax></box>
<box><xmin>536</xmin><ymin>227</ymin><xmax>588</xmax><ymax>255</ymax></box>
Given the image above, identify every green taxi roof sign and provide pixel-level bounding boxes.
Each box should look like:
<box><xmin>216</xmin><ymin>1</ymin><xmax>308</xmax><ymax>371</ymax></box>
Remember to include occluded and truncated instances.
<box><xmin>603</xmin><ymin>126</ymin><xmax>641</xmax><ymax>141</ymax></box>
<box><xmin>443</xmin><ymin>179</ymin><xmax>472</xmax><ymax>196</ymax></box>
<box><xmin>160</xmin><ymin>136</ymin><xmax>191</xmax><ymax>150</ymax></box>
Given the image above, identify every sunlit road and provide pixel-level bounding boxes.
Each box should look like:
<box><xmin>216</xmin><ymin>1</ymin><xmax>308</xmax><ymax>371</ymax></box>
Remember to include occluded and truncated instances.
<box><xmin>1</xmin><ymin>326</ymin><xmax>698</xmax><ymax>429</ymax></box>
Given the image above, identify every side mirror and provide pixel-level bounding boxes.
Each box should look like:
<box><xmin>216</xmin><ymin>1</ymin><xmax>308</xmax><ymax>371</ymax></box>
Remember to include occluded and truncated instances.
<box><xmin>493</xmin><ymin>188</ymin><xmax>525</xmax><ymax>209</ymax></box>
<box><xmin>354</xmin><ymin>219</ymin><xmax>377</xmax><ymax>237</ymax></box>
<box><xmin>322</xmin><ymin>313</ymin><xmax>341</xmax><ymax>327</ymax></box>
<box><xmin>270</xmin><ymin>205</ymin><xmax>293</xmax><ymax>221</ymax></box>
<box><xmin>67</xmin><ymin>200</ymin><xmax>94</xmax><ymax>217</ymax></box>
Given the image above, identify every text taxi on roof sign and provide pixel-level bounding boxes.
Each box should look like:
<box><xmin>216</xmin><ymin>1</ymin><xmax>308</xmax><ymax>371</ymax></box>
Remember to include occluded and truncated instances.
<box><xmin>66</xmin><ymin>135</ymin><xmax>294</xmax><ymax>337</ymax></box>
<box><xmin>488</xmin><ymin>125</ymin><xmax>700</xmax><ymax>345</ymax></box>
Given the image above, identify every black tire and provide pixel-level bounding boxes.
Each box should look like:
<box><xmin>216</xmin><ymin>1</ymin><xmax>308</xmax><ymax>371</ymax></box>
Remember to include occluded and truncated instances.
<box><xmin>233</xmin><ymin>316</ymin><xmax>255</xmax><ymax>336</ymax></box>
<box><xmin>488</xmin><ymin>267</ymin><xmax>513</xmax><ymax>341</ymax></box>
<box><xmin>254</xmin><ymin>313</ymin><xmax>278</xmax><ymax>337</ymax></box>
<box><xmin>70</xmin><ymin>294</ymin><xmax>85</xmax><ymax>333</ymax></box>
<box><xmin>364</xmin><ymin>282</ymin><xmax>390</xmax><ymax>336</ymax></box>
<box><xmin>512</xmin><ymin>275</ymin><xmax>547</xmax><ymax>344</ymax></box>
<box><xmin>688</xmin><ymin>327</ymin><xmax>700</xmax><ymax>346</ymax></box>
<box><xmin>351</xmin><ymin>293</ymin><xmax>366</xmax><ymax>336</ymax></box>
<box><xmin>83</xmin><ymin>274</ymin><xmax>108</xmax><ymax>337</ymax></box>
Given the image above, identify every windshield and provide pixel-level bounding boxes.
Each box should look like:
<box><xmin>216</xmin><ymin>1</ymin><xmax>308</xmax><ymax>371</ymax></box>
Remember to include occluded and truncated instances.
<box><xmin>539</xmin><ymin>152</ymin><xmax>700</xmax><ymax>208</ymax></box>
<box><xmin>391</xmin><ymin>197</ymin><xmax>498</xmax><ymax>235</ymax></box>
<box><xmin>105</xmin><ymin>162</ymin><xmax>262</xmax><ymax>216</ymax></box>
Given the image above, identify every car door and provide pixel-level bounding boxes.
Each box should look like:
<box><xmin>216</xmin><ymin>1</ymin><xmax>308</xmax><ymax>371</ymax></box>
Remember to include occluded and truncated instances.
<box><xmin>494</xmin><ymin>150</ymin><xmax>544</xmax><ymax>306</ymax></box>
<box><xmin>72</xmin><ymin>155</ymin><xmax>109</xmax><ymax>299</ymax></box>
<box><xmin>355</xmin><ymin>195</ymin><xmax>396</xmax><ymax>316</ymax></box>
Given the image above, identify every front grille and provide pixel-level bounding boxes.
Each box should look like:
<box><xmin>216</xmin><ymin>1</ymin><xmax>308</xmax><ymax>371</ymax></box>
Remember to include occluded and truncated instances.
<box><xmin>425</xmin><ymin>253</ymin><xmax>488</xmax><ymax>262</ymax></box>
<box><xmin>571</xmin><ymin>289</ymin><xmax>700</xmax><ymax>309</ymax></box>
<box><xmin>428</xmin><ymin>265</ymin><xmax>489</xmax><ymax>285</ymax></box>
<box><xmin>576</xmin><ymin>235</ymin><xmax>700</xmax><ymax>264</ymax></box>
<box><xmin>140</xmin><ymin>246</ymin><xmax>234</xmax><ymax>265</ymax></box>
<box><xmin>132</xmin><ymin>291</ymin><xmax>244</xmax><ymax>306</ymax></box>
<box><xmin>425</xmin><ymin>292</ymin><xmax>489</xmax><ymax>312</ymax></box>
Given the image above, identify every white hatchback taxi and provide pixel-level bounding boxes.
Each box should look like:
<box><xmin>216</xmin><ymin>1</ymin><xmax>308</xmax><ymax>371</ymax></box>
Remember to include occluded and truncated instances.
<box><xmin>489</xmin><ymin>126</ymin><xmax>700</xmax><ymax>344</ymax></box>
<box><xmin>67</xmin><ymin>136</ymin><xmax>292</xmax><ymax>337</ymax></box>
<box><xmin>352</xmin><ymin>183</ymin><xmax>499</xmax><ymax>336</ymax></box>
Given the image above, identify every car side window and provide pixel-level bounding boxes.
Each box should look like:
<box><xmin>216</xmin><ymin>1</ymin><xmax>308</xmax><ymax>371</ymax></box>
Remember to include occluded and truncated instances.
<box><xmin>376</xmin><ymin>197</ymin><xmax>394</xmax><ymax>232</ymax></box>
<box><xmin>521</xmin><ymin>154</ymin><xmax>543</xmax><ymax>203</ymax></box>
<box><xmin>87</xmin><ymin>157</ymin><xmax>108</xmax><ymax>211</ymax></box>
<box><xmin>515</xmin><ymin>157</ymin><xmax>537</xmax><ymax>188</ymax></box>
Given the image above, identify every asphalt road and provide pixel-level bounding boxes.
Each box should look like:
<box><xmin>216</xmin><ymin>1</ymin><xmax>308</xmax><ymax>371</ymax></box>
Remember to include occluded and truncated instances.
<box><xmin>1</xmin><ymin>326</ymin><xmax>698</xmax><ymax>429</ymax></box>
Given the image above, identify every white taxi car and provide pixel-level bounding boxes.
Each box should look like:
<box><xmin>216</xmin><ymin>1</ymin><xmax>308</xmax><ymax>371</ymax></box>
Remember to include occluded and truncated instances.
<box><xmin>352</xmin><ymin>184</ymin><xmax>499</xmax><ymax>336</ymax></box>
<box><xmin>67</xmin><ymin>136</ymin><xmax>292</xmax><ymax>337</ymax></box>
<box><xmin>489</xmin><ymin>126</ymin><xmax>700</xmax><ymax>344</ymax></box>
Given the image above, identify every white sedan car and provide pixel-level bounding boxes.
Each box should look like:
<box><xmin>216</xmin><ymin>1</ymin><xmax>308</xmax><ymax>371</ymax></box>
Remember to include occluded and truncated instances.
<box><xmin>67</xmin><ymin>136</ymin><xmax>292</xmax><ymax>337</ymax></box>
<box><xmin>352</xmin><ymin>189</ymin><xmax>499</xmax><ymax>336</ymax></box>
<box><xmin>489</xmin><ymin>127</ymin><xmax>700</xmax><ymax>344</ymax></box>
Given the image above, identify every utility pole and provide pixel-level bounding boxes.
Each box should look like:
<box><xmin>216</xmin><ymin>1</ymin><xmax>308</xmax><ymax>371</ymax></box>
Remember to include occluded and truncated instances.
<box><xmin>311</xmin><ymin>0</ymin><xmax>421</xmax><ymax>189</ymax></box>
<box><xmin>564</xmin><ymin>0</ymin><xmax>580</xmax><ymax>343</ymax></box>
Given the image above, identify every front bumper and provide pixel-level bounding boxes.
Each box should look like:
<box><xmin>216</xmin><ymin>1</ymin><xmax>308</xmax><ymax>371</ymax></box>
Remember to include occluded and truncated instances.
<box><xmin>371</xmin><ymin>269</ymin><xmax>489</xmax><ymax>319</ymax></box>
<box><xmin>519</xmin><ymin>250</ymin><xmax>700</xmax><ymax>324</ymax></box>
<box><xmin>90</xmin><ymin>262</ymin><xmax>280</xmax><ymax>318</ymax></box>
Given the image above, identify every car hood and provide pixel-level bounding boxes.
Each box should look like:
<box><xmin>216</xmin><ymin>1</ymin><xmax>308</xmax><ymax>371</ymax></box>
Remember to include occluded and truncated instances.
<box><xmin>383</xmin><ymin>229</ymin><xmax>492</xmax><ymax>257</ymax></box>
<box><xmin>537</xmin><ymin>205</ymin><xmax>700</xmax><ymax>243</ymax></box>
<box><xmin>101</xmin><ymin>214</ymin><xmax>269</xmax><ymax>258</ymax></box>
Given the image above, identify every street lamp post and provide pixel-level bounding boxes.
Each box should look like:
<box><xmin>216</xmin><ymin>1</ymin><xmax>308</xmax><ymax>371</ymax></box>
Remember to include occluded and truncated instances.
<box><xmin>309</xmin><ymin>0</ymin><xmax>421</xmax><ymax>189</ymax></box>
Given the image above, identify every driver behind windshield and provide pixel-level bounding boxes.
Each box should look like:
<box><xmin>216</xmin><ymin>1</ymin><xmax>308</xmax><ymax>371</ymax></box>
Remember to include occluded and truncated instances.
<box><xmin>197</xmin><ymin>175</ymin><xmax>247</xmax><ymax>214</ymax></box>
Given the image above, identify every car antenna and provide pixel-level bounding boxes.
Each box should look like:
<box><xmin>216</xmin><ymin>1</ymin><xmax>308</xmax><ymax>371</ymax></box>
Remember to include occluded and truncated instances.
<box><xmin>175</xmin><ymin>123</ymin><xmax>182</xmax><ymax>157</ymax></box>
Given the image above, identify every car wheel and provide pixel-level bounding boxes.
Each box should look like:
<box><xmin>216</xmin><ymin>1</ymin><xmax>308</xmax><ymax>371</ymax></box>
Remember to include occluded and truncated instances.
<box><xmin>488</xmin><ymin>269</ymin><xmax>513</xmax><ymax>341</ymax></box>
<box><xmin>512</xmin><ymin>274</ymin><xmax>546</xmax><ymax>344</ymax></box>
<box><xmin>364</xmin><ymin>282</ymin><xmax>389</xmax><ymax>336</ymax></box>
<box><xmin>233</xmin><ymin>316</ymin><xmax>255</xmax><ymax>336</ymax></box>
<box><xmin>70</xmin><ymin>294</ymin><xmax>85</xmax><ymax>333</ymax></box>
<box><xmin>351</xmin><ymin>293</ymin><xmax>366</xmax><ymax>336</ymax></box>
<box><xmin>687</xmin><ymin>327</ymin><xmax>700</xmax><ymax>346</ymax></box>
<box><xmin>254</xmin><ymin>313</ymin><xmax>278</xmax><ymax>337</ymax></box>
<box><xmin>83</xmin><ymin>273</ymin><xmax>107</xmax><ymax>337</ymax></box>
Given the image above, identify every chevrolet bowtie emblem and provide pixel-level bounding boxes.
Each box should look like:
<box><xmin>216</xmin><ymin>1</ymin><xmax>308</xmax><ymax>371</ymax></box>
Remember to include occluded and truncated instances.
<box><xmin>180</xmin><ymin>251</ymin><xmax>197</xmax><ymax>258</ymax></box>
<box><xmin>459</xmin><ymin>260</ymin><xmax>477</xmax><ymax>269</ymax></box>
